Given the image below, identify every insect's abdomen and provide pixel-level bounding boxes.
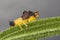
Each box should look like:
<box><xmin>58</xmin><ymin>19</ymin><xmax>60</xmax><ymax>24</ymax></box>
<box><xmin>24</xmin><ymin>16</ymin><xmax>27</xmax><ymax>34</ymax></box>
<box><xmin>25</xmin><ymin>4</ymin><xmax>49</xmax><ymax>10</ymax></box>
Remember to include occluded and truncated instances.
<box><xmin>14</xmin><ymin>18</ymin><xmax>23</xmax><ymax>26</ymax></box>
<box><xmin>9</xmin><ymin>21</ymin><xmax>15</xmax><ymax>26</ymax></box>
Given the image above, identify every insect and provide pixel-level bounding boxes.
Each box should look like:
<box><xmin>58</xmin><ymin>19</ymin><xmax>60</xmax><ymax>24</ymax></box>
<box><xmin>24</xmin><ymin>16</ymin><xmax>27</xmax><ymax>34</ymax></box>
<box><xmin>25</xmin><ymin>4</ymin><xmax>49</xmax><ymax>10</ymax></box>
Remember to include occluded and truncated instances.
<box><xmin>9</xmin><ymin>10</ymin><xmax>39</xmax><ymax>30</ymax></box>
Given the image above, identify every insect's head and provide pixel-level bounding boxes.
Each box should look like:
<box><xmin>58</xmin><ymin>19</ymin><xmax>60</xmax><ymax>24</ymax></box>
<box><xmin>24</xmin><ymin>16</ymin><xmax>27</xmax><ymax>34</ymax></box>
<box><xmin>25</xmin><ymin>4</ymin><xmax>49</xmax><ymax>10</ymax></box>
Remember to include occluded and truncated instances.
<box><xmin>34</xmin><ymin>11</ymin><xmax>40</xmax><ymax>18</ymax></box>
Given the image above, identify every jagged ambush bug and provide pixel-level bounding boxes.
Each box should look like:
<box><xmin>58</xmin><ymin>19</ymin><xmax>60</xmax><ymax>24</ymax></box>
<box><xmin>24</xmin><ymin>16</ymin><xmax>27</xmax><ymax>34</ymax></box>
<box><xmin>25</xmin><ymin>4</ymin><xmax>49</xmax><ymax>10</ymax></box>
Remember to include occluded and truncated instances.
<box><xmin>9</xmin><ymin>10</ymin><xmax>40</xmax><ymax>30</ymax></box>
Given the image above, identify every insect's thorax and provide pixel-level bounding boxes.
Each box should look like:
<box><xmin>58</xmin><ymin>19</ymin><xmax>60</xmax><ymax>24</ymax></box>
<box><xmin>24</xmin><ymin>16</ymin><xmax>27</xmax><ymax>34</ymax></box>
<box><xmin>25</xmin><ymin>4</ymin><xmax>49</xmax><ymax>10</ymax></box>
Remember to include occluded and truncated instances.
<box><xmin>27</xmin><ymin>16</ymin><xmax>36</xmax><ymax>22</ymax></box>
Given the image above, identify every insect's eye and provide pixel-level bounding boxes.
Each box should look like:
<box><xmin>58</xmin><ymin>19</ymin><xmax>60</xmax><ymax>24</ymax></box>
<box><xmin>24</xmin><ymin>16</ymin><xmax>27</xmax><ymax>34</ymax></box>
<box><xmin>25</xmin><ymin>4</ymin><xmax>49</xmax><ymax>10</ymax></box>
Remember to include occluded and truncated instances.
<box><xmin>35</xmin><ymin>12</ymin><xmax>38</xmax><ymax>13</ymax></box>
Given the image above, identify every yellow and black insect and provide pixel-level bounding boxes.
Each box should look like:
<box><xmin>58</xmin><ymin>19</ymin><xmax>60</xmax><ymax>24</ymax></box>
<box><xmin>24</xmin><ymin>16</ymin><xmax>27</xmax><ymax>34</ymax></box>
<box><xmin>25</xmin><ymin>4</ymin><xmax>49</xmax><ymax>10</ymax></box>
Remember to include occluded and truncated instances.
<box><xmin>9</xmin><ymin>10</ymin><xmax>39</xmax><ymax>30</ymax></box>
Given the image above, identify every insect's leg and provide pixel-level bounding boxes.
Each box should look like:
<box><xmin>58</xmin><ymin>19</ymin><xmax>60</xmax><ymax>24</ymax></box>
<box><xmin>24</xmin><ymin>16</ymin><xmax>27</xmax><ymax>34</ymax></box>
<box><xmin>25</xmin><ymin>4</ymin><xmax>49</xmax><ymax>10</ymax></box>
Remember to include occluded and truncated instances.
<box><xmin>23</xmin><ymin>22</ymin><xmax>28</xmax><ymax>27</ymax></box>
<box><xmin>23</xmin><ymin>21</ymin><xmax>29</xmax><ymax>30</ymax></box>
<box><xmin>19</xmin><ymin>25</ymin><xmax>23</xmax><ymax>30</ymax></box>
